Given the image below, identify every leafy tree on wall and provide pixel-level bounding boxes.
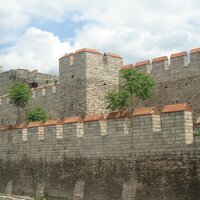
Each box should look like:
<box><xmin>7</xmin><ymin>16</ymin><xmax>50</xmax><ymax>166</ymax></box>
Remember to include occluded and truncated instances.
<box><xmin>106</xmin><ymin>68</ymin><xmax>155</xmax><ymax>112</ymax></box>
<box><xmin>8</xmin><ymin>81</ymin><xmax>32</xmax><ymax>124</ymax></box>
<box><xmin>26</xmin><ymin>107</ymin><xmax>48</xmax><ymax>122</ymax></box>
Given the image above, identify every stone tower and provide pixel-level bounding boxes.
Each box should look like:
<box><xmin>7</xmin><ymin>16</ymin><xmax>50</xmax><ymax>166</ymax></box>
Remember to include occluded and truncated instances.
<box><xmin>59</xmin><ymin>48</ymin><xmax>123</xmax><ymax>117</ymax></box>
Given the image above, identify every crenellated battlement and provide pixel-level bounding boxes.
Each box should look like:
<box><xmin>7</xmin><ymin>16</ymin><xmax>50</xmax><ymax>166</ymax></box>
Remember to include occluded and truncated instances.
<box><xmin>0</xmin><ymin>82</ymin><xmax>60</xmax><ymax>125</ymax></box>
<box><xmin>1</xmin><ymin>48</ymin><xmax>200</xmax><ymax>199</ymax></box>
<box><xmin>0</xmin><ymin>83</ymin><xmax>59</xmax><ymax>104</ymax></box>
<box><xmin>31</xmin><ymin>82</ymin><xmax>59</xmax><ymax>98</ymax></box>
<box><xmin>2</xmin><ymin>47</ymin><xmax>200</xmax><ymax>127</ymax></box>
<box><xmin>59</xmin><ymin>48</ymin><xmax>122</xmax><ymax>59</ymax></box>
<box><xmin>119</xmin><ymin>47</ymin><xmax>200</xmax><ymax>82</ymax></box>
<box><xmin>59</xmin><ymin>48</ymin><xmax>122</xmax><ymax>69</ymax></box>
<box><xmin>0</xmin><ymin>68</ymin><xmax>58</xmax><ymax>97</ymax></box>
<box><xmin>0</xmin><ymin>103</ymin><xmax>199</xmax><ymax>162</ymax></box>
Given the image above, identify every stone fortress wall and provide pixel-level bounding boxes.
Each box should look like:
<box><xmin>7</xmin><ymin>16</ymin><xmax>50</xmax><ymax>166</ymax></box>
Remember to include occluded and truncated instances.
<box><xmin>0</xmin><ymin>103</ymin><xmax>196</xmax><ymax>161</ymax></box>
<box><xmin>0</xmin><ymin>68</ymin><xmax>58</xmax><ymax>96</ymax></box>
<box><xmin>0</xmin><ymin>82</ymin><xmax>60</xmax><ymax>125</ymax></box>
<box><xmin>0</xmin><ymin>48</ymin><xmax>123</xmax><ymax>124</ymax></box>
<box><xmin>0</xmin><ymin>103</ymin><xmax>200</xmax><ymax>199</ymax></box>
<box><xmin>1</xmin><ymin>48</ymin><xmax>200</xmax><ymax>199</ymax></box>
<box><xmin>121</xmin><ymin>48</ymin><xmax>200</xmax><ymax>82</ymax></box>
<box><xmin>1</xmin><ymin>48</ymin><xmax>200</xmax><ymax>124</ymax></box>
<box><xmin>119</xmin><ymin>48</ymin><xmax>200</xmax><ymax>121</ymax></box>
<box><xmin>0</xmin><ymin>69</ymin><xmax>59</xmax><ymax>124</ymax></box>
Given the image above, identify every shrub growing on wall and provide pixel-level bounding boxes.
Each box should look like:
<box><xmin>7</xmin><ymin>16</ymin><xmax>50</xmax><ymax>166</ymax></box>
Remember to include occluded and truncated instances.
<box><xmin>26</xmin><ymin>107</ymin><xmax>48</xmax><ymax>122</ymax></box>
<box><xmin>8</xmin><ymin>81</ymin><xmax>32</xmax><ymax>124</ymax></box>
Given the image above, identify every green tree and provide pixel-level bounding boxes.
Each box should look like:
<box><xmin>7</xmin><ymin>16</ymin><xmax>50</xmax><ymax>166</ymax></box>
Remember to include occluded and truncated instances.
<box><xmin>106</xmin><ymin>90</ymin><xmax>130</xmax><ymax>111</ymax></box>
<box><xmin>106</xmin><ymin>68</ymin><xmax>155</xmax><ymax>112</ymax></box>
<box><xmin>26</xmin><ymin>107</ymin><xmax>48</xmax><ymax>122</ymax></box>
<box><xmin>8</xmin><ymin>81</ymin><xmax>32</xmax><ymax>123</ymax></box>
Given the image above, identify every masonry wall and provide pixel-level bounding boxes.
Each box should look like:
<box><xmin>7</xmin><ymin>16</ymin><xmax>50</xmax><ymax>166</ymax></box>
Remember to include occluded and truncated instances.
<box><xmin>85</xmin><ymin>52</ymin><xmax>122</xmax><ymax>114</ymax></box>
<box><xmin>2</xmin><ymin>48</ymin><xmax>200</xmax><ymax>199</ymax></box>
<box><xmin>1</xmin><ymin>155</ymin><xmax>200</xmax><ymax>200</ymax></box>
<box><xmin>0</xmin><ymin>104</ymin><xmax>200</xmax><ymax>199</ymax></box>
<box><xmin>2</xmin><ymin>48</ymin><xmax>200</xmax><ymax>124</ymax></box>
<box><xmin>59</xmin><ymin>49</ymin><xmax>122</xmax><ymax>117</ymax></box>
<box><xmin>59</xmin><ymin>51</ymin><xmax>87</xmax><ymax>117</ymax></box>
<box><xmin>0</xmin><ymin>69</ymin><xmax>58</xmax><ymax>96</ymax></box>
<box><xmin>120</xmin><ymin>48</ymin><xmax>200</xmax><ymax>121</ymax></box>
<box><xmin>144</xmin><ymin>75</ymin><xmax>200</xmax><ymax>122</ymax></box>
<box><xmin>131</xmin><ymin>49</ymin><xmax>200</xmax><ymax>82</ymax></box>
<box><xmin>0</xmin><ymin>104</ymin><xmax>196</xmax><ymax>162</ymax></box>
<box><xmin>0</xmin><ymin>69</ymin><xmax>59</xmax><ymax>125</ymax></box>
<box><xmin>0</xmin><ymin>83</ymin><xmax>60</xmax><ymax>125</ymax></box>
<box><xmin>0</xmin><ymin>49</ymin><xmax>123</xmax><ymax>124</ymax></box>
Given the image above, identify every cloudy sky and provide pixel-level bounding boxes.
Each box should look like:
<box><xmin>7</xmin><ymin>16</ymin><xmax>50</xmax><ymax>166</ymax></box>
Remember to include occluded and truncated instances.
<box><xmin>0</xmin><ymin>0</ymin><xmax>200</xmax><ymax>74</ymax></box>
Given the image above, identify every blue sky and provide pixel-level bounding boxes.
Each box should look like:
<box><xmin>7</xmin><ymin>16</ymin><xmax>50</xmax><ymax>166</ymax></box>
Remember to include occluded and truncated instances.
<box><xmin>0</xmin><ymin>0</ymin><xmax>200</xmax><ymax>74</ymax></box>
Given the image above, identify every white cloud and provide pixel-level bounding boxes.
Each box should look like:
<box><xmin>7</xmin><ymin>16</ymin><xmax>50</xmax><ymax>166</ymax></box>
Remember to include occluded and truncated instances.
<box><xmin>73</xmin><ymin>0</ymin><xmax>200</xmax><ymax>63</ymax></box>
<box><xmin>0</xmin><ymin>0</ymin><xmax>29</xmax><ymax>31</ymax></box>
<box><xmin>0</xmin><ymin>27</ymin><xmax>79</xmax><ymax>74</ymax></box>
<box><xmin>0</xmin><ymin>0</ymin><xmax>200</xmax><ymax>72</ymax></box>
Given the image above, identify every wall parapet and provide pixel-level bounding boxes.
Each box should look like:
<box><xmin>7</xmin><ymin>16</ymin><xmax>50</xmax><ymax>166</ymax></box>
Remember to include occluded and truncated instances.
<box><xmin>132</xmin><ymin>107</ymin><xmax>159</xmax><ymax>116</ymax></box>
<box><xmin>119</xmin><ymin>47</ymin><xmax>200</xmax><ymax>82</ymax></box>
<box><xmin>0</xmin><ymin>82</ymin><xmax>60</xmax><ymax>126</ymax></box>
<box><xmin>0</xmin><ymin>103</ymin><xmax>198</xmax><ymax>161</ymax></box>
<box><xmin>0</xmin><ymin>103</ymin><xmax>192</xmax><ymax>131</ymax></box>
<box><xmin>170</xmin><ymin>51</ymin><xmax>187</xmax><ymax>59</ymax></box>
<box><xmin>162</xmin><ymin>103</ymin><xmax>192</xmax><ymax>113</ymax></box>
<box><xmin>59</xmin><ymin>47</ymin><xmax>123</xmax><ymax>74</ymax></box>
<box><xmin>152</xmin><ymin>56</ymin><xmax>168</xmax><ymax>63</ymax></box>
<box><xmin>0</xmin><ymin>83</ymin><xmax>59</xmax><ymax>107</ymax></box>
<box><xmin>190</xmin><ymin>48</ymin><xmax>200</xmax><ymax>54</ymax></box>
<box><xmin>60</xmin><ymin>48</ymin><xmax>123</xmax><ymax>59</ymax></box>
